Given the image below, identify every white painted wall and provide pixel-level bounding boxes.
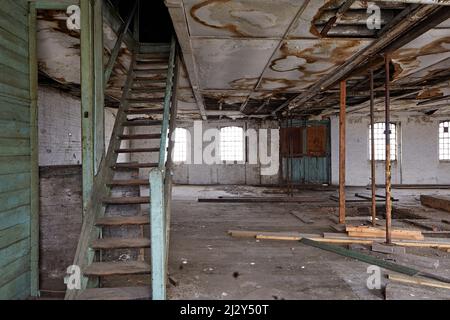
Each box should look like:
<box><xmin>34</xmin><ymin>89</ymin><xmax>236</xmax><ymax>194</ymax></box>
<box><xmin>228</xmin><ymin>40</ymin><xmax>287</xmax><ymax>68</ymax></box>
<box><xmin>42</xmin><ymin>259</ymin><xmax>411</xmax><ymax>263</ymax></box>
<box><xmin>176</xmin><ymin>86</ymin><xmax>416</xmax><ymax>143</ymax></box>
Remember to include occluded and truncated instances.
<box><xmin>38</xmin><ymin>86</ymin><xmax>127</xmax><ymax>166</ymax></box>
<box><xmin>172</xmin><ymin>120</ymin><xmax>280</xmax><ymax>185</ymax></box>
<box><xmin>330</xmin><ymin>112</ymin><xmax>450</xmax><ymax>186</ymax></box>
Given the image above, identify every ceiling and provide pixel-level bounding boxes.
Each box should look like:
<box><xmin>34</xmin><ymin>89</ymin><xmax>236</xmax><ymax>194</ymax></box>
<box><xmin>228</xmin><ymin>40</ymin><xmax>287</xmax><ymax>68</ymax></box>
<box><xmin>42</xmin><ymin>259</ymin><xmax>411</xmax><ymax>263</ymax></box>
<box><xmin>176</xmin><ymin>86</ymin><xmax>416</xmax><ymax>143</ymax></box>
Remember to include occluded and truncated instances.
<box><xmin>166</xmin><ymin>0</ymin><xmax>450</xmax><ymax>119</ymax></box>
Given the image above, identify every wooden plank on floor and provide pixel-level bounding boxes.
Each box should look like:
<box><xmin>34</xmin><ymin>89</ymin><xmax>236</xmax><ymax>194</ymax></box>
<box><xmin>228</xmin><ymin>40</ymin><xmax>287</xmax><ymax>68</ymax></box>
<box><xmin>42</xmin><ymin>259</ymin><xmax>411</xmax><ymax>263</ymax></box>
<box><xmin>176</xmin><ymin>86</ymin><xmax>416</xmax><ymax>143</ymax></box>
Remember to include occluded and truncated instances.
<box><xmin>421</xmin><ymin>195</ymin><xmax>450</xmax><ymax>213</ymax></box>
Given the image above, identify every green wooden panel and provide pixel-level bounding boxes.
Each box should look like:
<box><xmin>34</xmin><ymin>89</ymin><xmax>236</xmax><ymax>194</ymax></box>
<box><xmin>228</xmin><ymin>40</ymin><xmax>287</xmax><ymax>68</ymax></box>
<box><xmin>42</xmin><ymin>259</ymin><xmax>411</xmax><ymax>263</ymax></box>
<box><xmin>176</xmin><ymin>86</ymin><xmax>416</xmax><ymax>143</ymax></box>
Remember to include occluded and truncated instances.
<box><xmin>0</xmin><ymin>103</ymin><xmax>30</xmax><ymax>123</ymax></box>
<box><xmin>0</xmin><ymin>27</ymin><xmax>28</xmax><ymax>59</ymax></box>
<box><xmin>0</xmin><ymin>188</ymin><xmax>30</xmax><ymax>215</ymax></box>
<box><xmin>0</xmin><ymin>120</ymin><xmax>30</xmax><ymax>139</ymax></box>
<box><xmin>0</xmin><ymin>64</ymin><xmax>30</xmax><ymax>91</ymax></box>
<box><xmin>0</xmin><ymin>9</ymin><xmax>29</xmax><ymax>42</ymax></box>
<box><xmin>0</xmin><ymin>83</ymin><xmax>30</xmax><ymax>101</ymax></box>
<box><xmin>0</xmin><ymin>271</ymin><xmax>30</xmax><ymax>300</ymax></box>
<box><xmin>0</xmin><ymin>238</ymin><xmax>30</xmax><ymax>269</ymax></box>
<box><xmin>0</xmin><ymin>138</ymin><xmax>30</xmax><ymax>156</ymax></box>
<box><xmin>0</xmin><ymin>173</ymin><xmax>30</xmax><ymax>194</ymax></box>
<box><xmin>0</xmin><ymin>205</ymin><xmax>30</xmax><ymax>231</ymax></box>
<box><xmin>0</xmin><ymin>255</ymin><xmax>30</xmax><ymax>289</ymax></box>
<box><xmin>0</xmin><ymin>156</ymin><xmax>30</xmax><ymax>175</ymax></box>
<box><xmin>0</xmin><ymin>221</ymin><xmax>30</xmax><ymax>250</ymax></box>
<box><xmin>0</xmin><ymin>0</ymin><xmax>32</xmax><ymax>300</ymax></box>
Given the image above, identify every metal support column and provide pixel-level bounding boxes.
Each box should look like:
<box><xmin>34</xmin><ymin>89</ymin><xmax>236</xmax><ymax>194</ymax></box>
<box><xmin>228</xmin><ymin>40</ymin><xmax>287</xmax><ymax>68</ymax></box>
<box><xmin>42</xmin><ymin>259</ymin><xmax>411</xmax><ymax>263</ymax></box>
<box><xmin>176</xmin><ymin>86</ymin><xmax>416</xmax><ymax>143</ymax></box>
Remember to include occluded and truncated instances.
<box><xmin>385</xmin><ymin>54</ymin><xmax>392</xmax><ymax>244</ymax></box>
<box><xmin>339</xmin><ymin>81</ymin><xmax>347</xmax><ymax>224</ymax></box>
<box><xmin>370</xmin><ymin>70</ymin><xmax>377</xmax><ymax>226</ymax></box>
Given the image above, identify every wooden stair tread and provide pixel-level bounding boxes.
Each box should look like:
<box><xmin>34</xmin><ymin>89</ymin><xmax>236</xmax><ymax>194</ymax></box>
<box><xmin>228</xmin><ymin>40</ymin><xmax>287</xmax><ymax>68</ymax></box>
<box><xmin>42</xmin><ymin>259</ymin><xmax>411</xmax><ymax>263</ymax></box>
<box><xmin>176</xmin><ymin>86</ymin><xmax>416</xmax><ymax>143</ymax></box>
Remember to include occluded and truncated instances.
<box><xmin>127</xmin><ymin>98</ymin><xmax>165</xmax><ymax>103</ymax></box>
<box><xmin>75</xmin><ymin>286</ymin><xmax>151</xmax><ymax>300</ymax></box>
<box><xmin>118</xmin><ymin>134</ymin><xmax>161</xmax><ymax>140</ymax></box>
<box><xmin>84</xmin><ymin>261</ymin><xmax>151</xmax><ymax>276</ymax></box>
<box><xmin>115</xmin><ymin>148</ymin><xmax>160</xmax><ymax>153</ymax></box>
<box><xmin>134</xmin><ymin>69</ymin><xmax>168</xmax><ymax>74</ymax></box>
<box><xmin>122</xmin><ymin>120</ymin><xmax>162</xmax><ymax>127</ymax></box>
<box><xmin>91</xmin><ymin>237</ymin><xmax>150</xmax><ymax>249</ymax></box>
<box><xmin>130</xmin><ymin>87</ymin><xmax>165</xmax><ymax>93</ymax></box>
<box><xmin>103</xmin><ymin>196</ymin><xmax>150</xmax><ymax>204</ymax></box>
<box><xmin>96</xmin><ymin>215</ymin><xmax>149</xmax><ymax>226</ymax></box>
<box><xmin>125</xmin><ymin>108</ymin><xmax>164</xmax><ymax>115</ymax></box>
<box><xmin>111</xmin><ymin>162</ymin><xmax>158</xmax><ymax>169</ymax></box>
<box><xmin>107</xmin><ymin>179</ymin><xmax>149</xmax><ymax>187</ymax></box>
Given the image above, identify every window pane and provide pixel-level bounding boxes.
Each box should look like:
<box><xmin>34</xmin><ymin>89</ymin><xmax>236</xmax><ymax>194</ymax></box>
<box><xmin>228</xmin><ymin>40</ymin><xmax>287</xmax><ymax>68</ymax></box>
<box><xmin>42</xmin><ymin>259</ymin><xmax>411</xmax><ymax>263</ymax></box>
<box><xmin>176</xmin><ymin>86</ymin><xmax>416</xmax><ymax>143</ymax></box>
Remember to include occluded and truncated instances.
<box><xmin>173</xmin><ymin>128</ymin><xmax>187</xmax><ymax>162</ymax></box>
<box><xmin>440</xmin><ymin>121</ymin><xmax>450</xmax><ymax>161</ymax></box>
<box><xmin>220</xmin><ymin>126</ymin><xmax>244</xmax><ymax>162</ymax></box>
<box><xmin>369</xmin><ymin>123</ymin><xmax>397</xmax><ymax>161</ymax></box>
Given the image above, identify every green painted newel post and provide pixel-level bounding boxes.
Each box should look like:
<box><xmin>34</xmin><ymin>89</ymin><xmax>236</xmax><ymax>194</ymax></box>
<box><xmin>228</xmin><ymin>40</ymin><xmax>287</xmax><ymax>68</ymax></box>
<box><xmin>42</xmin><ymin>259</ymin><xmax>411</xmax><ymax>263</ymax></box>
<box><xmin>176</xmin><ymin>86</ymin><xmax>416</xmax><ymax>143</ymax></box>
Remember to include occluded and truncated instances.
<box><xmin>150</xmin><ymin>168</ymin><xmax>166</xmax><ymax>300</ymax></box>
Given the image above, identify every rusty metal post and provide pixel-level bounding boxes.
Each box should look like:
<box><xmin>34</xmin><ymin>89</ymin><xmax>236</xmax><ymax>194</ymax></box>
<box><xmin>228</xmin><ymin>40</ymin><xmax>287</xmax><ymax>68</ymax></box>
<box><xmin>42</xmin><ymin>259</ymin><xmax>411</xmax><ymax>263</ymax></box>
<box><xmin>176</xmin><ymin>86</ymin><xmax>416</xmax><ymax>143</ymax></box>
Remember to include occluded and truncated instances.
<box><xmin>339</xmin><ymin>80</ymin><xmax>347</xmax><ymax>224</ymax></box>
<box><xmin>370</xmin><ymin>70</ymin><xmax>377</xmax><ymax>226</ymax></box>
<box><xmin>385</xmin><ymin>55</ymin><xmax>392</xmax><ymax>244</ymax></box>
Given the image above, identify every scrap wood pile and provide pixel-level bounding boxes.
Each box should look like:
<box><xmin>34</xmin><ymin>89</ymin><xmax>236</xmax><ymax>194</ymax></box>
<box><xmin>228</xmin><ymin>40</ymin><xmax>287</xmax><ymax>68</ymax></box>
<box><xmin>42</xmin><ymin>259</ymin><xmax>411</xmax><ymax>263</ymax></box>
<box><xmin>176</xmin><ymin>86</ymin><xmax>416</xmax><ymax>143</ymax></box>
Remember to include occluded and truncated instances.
<box><xmin>228</xmin><ymin>225</ymin><xmax>450</xmax><ymax>251</ymax></box>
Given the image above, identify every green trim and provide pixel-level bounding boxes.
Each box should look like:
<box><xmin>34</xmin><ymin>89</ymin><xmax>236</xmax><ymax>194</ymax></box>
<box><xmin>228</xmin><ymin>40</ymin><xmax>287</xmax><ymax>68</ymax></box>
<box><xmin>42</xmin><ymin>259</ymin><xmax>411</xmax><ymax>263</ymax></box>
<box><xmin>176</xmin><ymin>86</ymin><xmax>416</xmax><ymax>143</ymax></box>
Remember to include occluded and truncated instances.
<box><xmin>80</xmin><ymin>0</ymin><xmax>94</xmax><ymax>213</ymax></box>
<box><xmin>32</xmin><ymin>0</ymin><xmax>79</xmax><ymax>10</ymax></box>
<box><xmin>28</xmin><ymin>1</ymin><xmax>39</xmax><ymax>298</ymax></box>
<box><xmin>93</xmin><ymin>0</ymin><xmax>104</xmax><ymax>175</ymax></box>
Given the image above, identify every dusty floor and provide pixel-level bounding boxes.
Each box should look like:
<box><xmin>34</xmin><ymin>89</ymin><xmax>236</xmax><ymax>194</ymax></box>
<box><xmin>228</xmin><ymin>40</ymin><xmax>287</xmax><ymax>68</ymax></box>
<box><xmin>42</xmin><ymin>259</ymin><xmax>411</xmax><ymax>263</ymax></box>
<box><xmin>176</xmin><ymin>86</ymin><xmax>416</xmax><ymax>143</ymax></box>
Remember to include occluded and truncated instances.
<box><xmin>167</xmin><ymin>185</ymin><xmax>450</xmax><ymax>300</ymax></box>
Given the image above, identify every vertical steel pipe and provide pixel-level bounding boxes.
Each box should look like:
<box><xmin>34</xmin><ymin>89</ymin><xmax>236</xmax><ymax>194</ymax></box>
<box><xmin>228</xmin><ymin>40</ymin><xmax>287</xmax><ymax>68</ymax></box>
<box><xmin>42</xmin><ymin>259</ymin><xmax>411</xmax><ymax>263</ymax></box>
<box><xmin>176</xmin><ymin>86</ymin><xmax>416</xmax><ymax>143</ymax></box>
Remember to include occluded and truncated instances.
<box><xmin>370</xmin><ymin>70</ymin><xmax>377</xmax><ymax>226</ymax></box>
<box><xmin>339</xmin><ymin>80</ymin><xmax>347</xmax><ymax>224</ymax></box>
<box><xmin>385</xmin><ymin>55</ymin><xmax>392</xmax><ymax>244</ymax></box>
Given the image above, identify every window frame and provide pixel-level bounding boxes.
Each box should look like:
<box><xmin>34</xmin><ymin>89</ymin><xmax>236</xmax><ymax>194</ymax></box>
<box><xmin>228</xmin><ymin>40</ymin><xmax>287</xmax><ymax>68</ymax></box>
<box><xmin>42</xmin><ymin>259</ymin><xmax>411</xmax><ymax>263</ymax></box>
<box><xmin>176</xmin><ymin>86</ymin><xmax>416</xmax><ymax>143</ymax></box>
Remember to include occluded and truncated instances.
<box><xmin>219</xmin><ymin>125</ymin><xmax>246</xmax><ymax>163</ymax></box>
<box><xmin>368</xmin><ymin>122</ymin><xmax>398</xmax><ymax>162</ymax></box>
<box><xmin>439</xmin><ymin>120</ymin><xmax>450</xmax><ymax>162</ymax></box>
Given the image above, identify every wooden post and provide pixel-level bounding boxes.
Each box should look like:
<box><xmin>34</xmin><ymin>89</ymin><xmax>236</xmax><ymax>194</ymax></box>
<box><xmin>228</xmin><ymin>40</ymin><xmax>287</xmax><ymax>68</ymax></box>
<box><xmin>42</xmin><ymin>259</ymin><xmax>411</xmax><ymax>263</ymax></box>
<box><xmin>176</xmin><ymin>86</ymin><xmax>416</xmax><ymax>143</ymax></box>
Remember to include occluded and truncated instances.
<box><xmin>339</xmin><ymin>80</ymin><xmax>347</xmax><ymax>224</ymax></box>
<box><xmin>385</xmin><ymin>55</ymin><xmax>392</xmax><ymax>244</ymax></box>
<box><xmin>150</xmin><ymin>168</ymin><xmax>166</xmax><ymax>300</ymax></box>
<box><xmin>370</xmin><ymin>70</ymin><xmax>377</xmax><ymax>226</ymax></box>
<box><xmin>28</xmin><ymin>1</ymin><xmax>39</xmax><ymax>297</ymax></box>
<box><xmin>80</xmin><ymin>0</ymin><xmax>95</xmax><ymax>213</ymax></box>
<box><xmin>93</xmin><ymin>0</ymin><xmax>105</xmax><ymax>175</ymax></box>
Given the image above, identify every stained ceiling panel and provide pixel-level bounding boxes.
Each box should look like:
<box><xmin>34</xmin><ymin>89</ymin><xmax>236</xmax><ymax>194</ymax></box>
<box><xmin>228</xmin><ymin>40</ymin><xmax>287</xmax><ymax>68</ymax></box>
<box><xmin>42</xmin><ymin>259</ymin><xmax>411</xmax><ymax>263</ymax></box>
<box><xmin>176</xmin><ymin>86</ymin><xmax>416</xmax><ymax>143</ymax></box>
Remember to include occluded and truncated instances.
<box><xmin>184</xmin><ymin>0</ymin><xmax>307</xmax><ymax>38</ymax></box>
<box><xmin>191</xmin><ymin>38</ymin><xmax>279</xmax><ymax>90</ymax></box>
<box><xmin>259</xmin><ymin>38</ymin><xmax>372</xmax><ymax>91</ymax></box>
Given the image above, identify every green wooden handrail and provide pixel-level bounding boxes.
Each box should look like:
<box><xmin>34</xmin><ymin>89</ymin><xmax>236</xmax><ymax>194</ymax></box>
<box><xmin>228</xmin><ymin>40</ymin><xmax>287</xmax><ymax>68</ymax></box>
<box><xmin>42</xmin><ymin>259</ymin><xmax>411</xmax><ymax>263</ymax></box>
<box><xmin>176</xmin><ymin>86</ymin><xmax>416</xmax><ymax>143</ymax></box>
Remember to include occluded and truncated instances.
<box><xmin>104</xmin><ymin>0</ymin><xmax>138</xmax><ymax>86</ymax></box>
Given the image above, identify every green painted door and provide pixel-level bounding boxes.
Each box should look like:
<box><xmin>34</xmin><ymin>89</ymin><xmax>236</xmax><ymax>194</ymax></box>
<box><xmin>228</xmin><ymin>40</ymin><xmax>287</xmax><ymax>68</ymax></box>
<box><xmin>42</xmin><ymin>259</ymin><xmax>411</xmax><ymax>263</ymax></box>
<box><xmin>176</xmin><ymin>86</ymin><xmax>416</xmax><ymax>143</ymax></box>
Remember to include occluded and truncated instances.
<box><xmin>281</xmin><ymin>120</ymin><xmax>331</xmax><ymax>185</ymax></box>
<box><xmin>0</xmin><ymin>0</ymin><xmax>33</xmax><ymax>300</ymax></box>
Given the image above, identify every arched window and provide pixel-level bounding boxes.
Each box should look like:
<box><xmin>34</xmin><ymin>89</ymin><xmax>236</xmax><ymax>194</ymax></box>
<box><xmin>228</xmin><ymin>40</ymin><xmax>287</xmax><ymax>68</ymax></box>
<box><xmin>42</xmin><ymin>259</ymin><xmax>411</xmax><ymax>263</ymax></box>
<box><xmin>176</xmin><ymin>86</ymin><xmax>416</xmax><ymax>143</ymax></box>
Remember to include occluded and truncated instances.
<box><xmin>173</xmin><ymin>128</ymin><xmax>188</xmax><ymax>162</ymax></box>
<box><xmin>220</xmin><ymin>126</ymin><xmax>244</xmax><ymax>162</ymax></box>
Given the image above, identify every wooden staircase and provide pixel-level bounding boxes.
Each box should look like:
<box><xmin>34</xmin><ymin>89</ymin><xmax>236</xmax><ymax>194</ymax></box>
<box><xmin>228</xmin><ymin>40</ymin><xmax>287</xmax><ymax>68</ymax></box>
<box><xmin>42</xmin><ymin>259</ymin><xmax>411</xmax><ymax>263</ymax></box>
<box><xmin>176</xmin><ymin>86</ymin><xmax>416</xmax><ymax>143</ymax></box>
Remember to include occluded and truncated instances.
<box><xmin>66</xmin><ymin>41</ymin><xmax>177</xmax><ymax>300</ymax></box>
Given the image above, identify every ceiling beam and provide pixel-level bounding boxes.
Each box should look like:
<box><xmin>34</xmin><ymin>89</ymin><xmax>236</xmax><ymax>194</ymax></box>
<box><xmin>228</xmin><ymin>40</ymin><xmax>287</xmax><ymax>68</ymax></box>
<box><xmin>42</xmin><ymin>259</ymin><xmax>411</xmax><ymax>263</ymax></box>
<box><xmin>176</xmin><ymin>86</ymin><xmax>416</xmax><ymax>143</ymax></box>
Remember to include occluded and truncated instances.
<box><xmin>272</xmin><ymin>5</ymin><xmax>449</xmax><ymax>115</ymax></box>
<box><xmin>320</xmin><ymin>0</ymin><xmax>356</xmax><ymax>37</ymax></box>
<box><xmin>165</xmin><ymin>0</ymin><xmax>207</xmax><ymax>120</ymax></box>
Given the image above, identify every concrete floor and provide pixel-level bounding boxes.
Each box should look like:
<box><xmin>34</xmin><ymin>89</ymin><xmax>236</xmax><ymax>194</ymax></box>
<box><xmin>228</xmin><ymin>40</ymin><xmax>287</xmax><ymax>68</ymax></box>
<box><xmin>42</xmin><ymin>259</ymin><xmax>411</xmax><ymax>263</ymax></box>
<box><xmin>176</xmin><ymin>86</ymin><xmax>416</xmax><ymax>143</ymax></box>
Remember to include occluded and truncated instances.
<box><xmin>167</xmin><ymin>185</ymin><xmax>450</xmax><ymax>300</ymax></box>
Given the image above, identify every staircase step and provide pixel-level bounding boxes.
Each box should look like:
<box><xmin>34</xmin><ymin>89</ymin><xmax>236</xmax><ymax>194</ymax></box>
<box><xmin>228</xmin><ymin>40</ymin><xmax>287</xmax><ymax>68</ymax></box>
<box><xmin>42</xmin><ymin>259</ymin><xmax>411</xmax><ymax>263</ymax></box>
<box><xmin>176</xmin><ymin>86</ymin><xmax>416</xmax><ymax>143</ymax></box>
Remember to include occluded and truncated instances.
<box><xmin>103</xmin><ymin>196</ymin><xmax>150</xmax><ymax>204</ymax></box>
<box><xmin>91</xmin><ymin>237</ymin><xmax>150</xmax><ymax>249</ymax></box>
<box><xmin>134</xmin><ymin>69</ymin><xmax>168</xmax><ymax>75</ymax></box>
<box><xmin>107</xmin><ymin>179</ymin><xmax>149</xmax><ymax>187</ymax></box>
<box><xmin>132</xmin><ymin>80</ymin><xmax>167</xmax><ymax>86</ymax></box>
<box><xmin>134</xmin><ymin>76</ymin><xmax>167</xmax><ymax>82</ymax></box>
<box><xmin>117</xmin><ymin>134</ymin><xmax>161</xmax><ymax>140</ymax></box>
<box><xmin>125</xmin><ymin>108</ymin><xmax>164</xmax><ymax>115</ymax></box>
<box><xmin>122</xmin><ymin>120</ymin><xmax>162</xmax><ymax>127</ymax></box>
<box><xmin>112</xmin><ymin>163</ymin><xmax>159</xmax><ymax>170</ymax></box>
<box><xmin>75</xmin><ymin>286</ymin><xmax>151</xmax><ymax>300</ymax></box>
<box><xmin>84</xmin><ymin>261</ymin><xmax>151</xmax><ymax>276</ymax></box>
<box><xmin>127</xmin><ymin>98</ymin><xmax>165</xmax><ymax>104</ymax></box>
<box><xmin>96</xmin><ymin>215</ymin><xmax>149</xmax><ymax>226</ymax></box>
<box><xmin>115</xmin><ymin>148</ymin><xmax>160</xmax><ymax>154</ymax></box>
<box><xmin>130</xmin><ymin>87</ymin><xmax>165</xmax><ymax>93</ymax></box>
